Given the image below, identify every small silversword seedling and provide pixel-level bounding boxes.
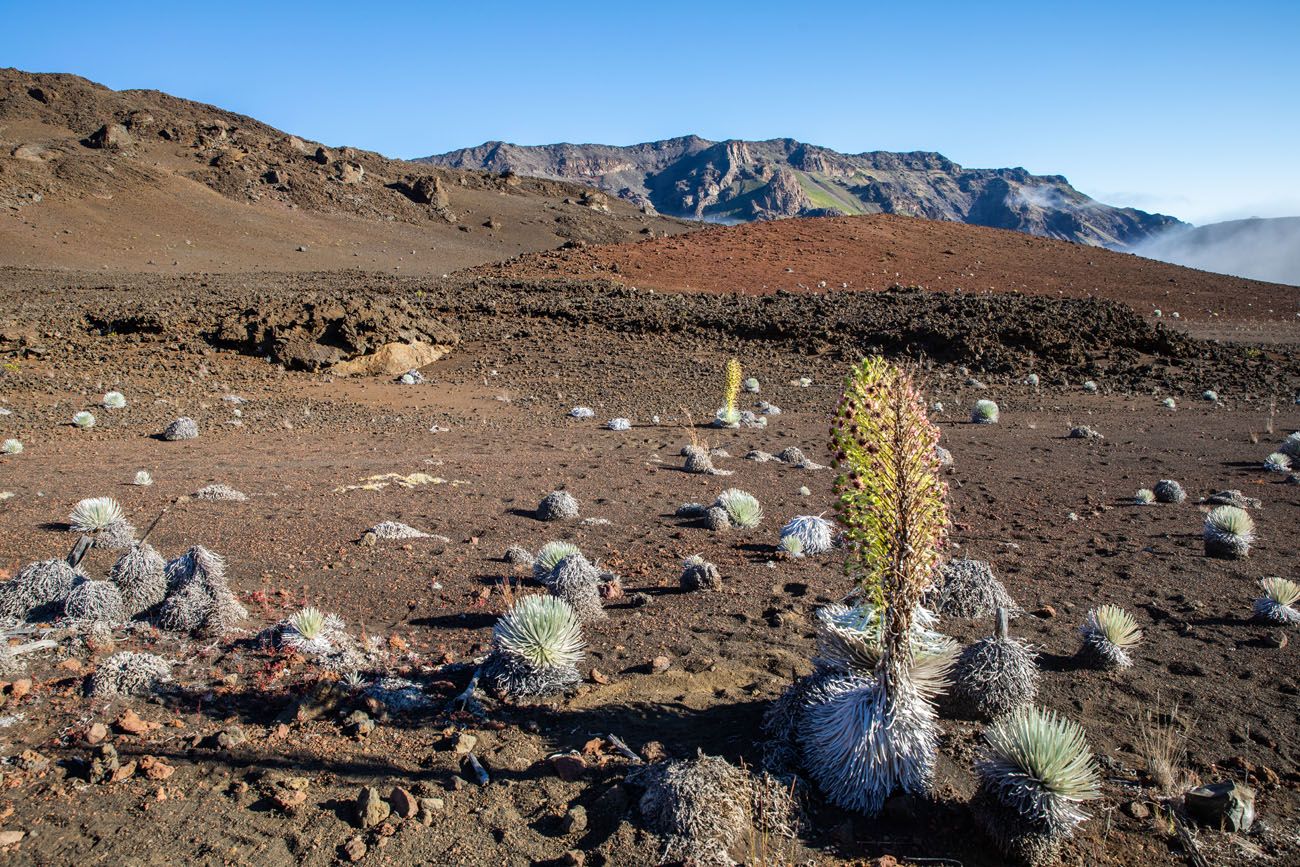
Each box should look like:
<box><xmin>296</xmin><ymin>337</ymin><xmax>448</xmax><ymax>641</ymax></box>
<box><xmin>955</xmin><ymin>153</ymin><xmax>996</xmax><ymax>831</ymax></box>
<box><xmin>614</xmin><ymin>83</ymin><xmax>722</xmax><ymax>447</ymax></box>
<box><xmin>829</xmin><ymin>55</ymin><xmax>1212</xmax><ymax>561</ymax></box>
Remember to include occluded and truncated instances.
<box><xmin>69</xmin><ymin>496</ymin><xmax>125</xmax><ymax>532</ymax></box>
<box><xmin>743</xmin><ymin>376</ymin><xmax>760</xmax><ymax>393</ymax></box>
<box><xmin>1162</xmin><ymin>397</ymin><xmax>1176</xmax><ymax>410</ymax></box>
<box><xmin>779</xmin><ymin>514</ymin><xmax>834</xmax><ymax>555</ymax></box>
<box><xmin>715</xmin><ymin>488</ymin><xmax>763</xmax><ymax>529</ymax></box>
<box><xmin>1202</xmin><ymin>389</ymin><xmax>1218</xmax><ymax>402</ymax></box>
<box><xmin>486</xmin><ymin>594</ymin><xmax>585</xmax><ymax>699</ymax></box>
<box><xmin>1203</xmin><ymin>505</ymin><xmax>1254</xmax><ymax>559</ymax></box>
<box><xmin>1279</xmin><ymin>432</ymin><xmax>1300</xmax><ymax>459</ymax></box>
<box><xmin>103</xmin><ymin>391</ymin><xmax>127</xmax><ymax>409</ymax></box>
<box><xmin>1152</xmin><ymin>479</ymin><xmax>1186</xmax><ymax>504</ymax></box>
<box><xmin>1</xmin><ymin>438</ymin><xmax>21</xmax><ymax>455</ymax></box>
<box><xmin>778</xmin><ymin>534</ymin><xmax>805</xmax><ymax>558</ymax></box>
<box><xmin>971</xmin><ymin>399</ymin><xmax>1000</xmax><ymax>424</ymax></box>
<box><xmin>533</xmin><ymin>540</ymin><xmax>582</xmax><ymax>583</ymax></box>
<box><xmin>974</xmin><ymin>706</ymin><xmax>1101</xmax><ymax>867</ymax></box>
<box><xmin>1134</xmin><ymin>488</ymin><xmax>1156</xmax><ymax>505</ymax></box>
<box><xmin>606</xmin><ymin>417</ymin><xmax>631</xmax><ymax>431</ymax></box>
<box><xmin>72</xmin><ymin>410</ymin><xmax>96</xmax><ymax>429</ymax></box>
<box><xmin>1079</xmin><ymin>605</ymin><xmax>1142</xmax><ymax>668</ymax></box>
<box><xmin>1264</xmin><ymin>452</ymin><xmax>1292</xmax><ymax>473</ymax></box>
<box><xmin>1253</xmin><ymin>577</ymin><xmax>1299</xmax><ymax>625</ymax></box>
<box><xmin>133</xmin><ymin>470</ymin><xmax>153</xmax><ymax>486</ymax></box>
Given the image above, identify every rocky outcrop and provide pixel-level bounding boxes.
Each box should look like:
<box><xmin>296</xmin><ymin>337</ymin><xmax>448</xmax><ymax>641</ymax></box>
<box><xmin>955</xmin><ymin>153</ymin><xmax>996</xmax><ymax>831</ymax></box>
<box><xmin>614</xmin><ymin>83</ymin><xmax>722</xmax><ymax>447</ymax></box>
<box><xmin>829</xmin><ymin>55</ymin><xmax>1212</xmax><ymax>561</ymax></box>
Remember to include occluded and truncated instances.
<box><xmin>422</xmin><ymin>137</ymin><xmax>1182</xmax><ymax>247</ymax></box>
<box><xmin>750</xmin><ymin>167</ymin><xmax>814</xmax><ymax>220</ymax></box>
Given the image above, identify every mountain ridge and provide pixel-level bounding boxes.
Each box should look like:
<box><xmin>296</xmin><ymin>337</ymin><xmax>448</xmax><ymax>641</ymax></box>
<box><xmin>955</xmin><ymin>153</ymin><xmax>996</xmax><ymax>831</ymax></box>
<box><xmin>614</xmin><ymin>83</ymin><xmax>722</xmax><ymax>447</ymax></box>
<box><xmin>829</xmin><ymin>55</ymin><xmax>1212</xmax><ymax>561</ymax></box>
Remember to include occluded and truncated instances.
<box><xmin>420</xmin><ymin>136</ymin><xmax>1182</xmax><ymax>247</ymax></box>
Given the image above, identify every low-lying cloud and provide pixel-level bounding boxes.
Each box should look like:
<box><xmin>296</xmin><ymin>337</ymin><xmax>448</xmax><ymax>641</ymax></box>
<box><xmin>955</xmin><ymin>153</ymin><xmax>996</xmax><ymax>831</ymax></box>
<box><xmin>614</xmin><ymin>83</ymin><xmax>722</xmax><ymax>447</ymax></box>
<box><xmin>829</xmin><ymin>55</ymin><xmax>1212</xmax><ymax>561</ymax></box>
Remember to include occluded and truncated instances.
<box><xmin>1132</xmin><ymin>217</ymin><xmax>1300</xmax><ymax>287</ymax></box>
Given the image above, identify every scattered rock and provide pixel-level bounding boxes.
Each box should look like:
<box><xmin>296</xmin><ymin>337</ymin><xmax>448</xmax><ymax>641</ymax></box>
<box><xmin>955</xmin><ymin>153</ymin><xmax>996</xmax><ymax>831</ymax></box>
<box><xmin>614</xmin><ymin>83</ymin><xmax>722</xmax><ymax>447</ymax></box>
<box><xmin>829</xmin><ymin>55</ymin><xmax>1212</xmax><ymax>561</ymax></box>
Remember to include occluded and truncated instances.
<box><xmin>85</xmin><ymin>722</ymin><xmax>108</xmax><ymax>745</ymax></box>
<box><xmin>15</xmin><ymin>750</ymin><xmax>48</xmax><ymax>773</ymax></box>
<box><xmin>1124</xmin><ymin>800</ymin><xmax>1151</xmax><ymax>819</ymax></box>
<box><xmin>342</xmin><ymin>836</ymin><xmax>367</xmax><ymax>861</ymax></box>
<box><xmin>388</xmin><ymin>786</ymin><xmax>418</xmax><ymax>820</ymax></box>
<box><xmin>356</xmin><ymin>786</ymin><xmax>391</xmax><ymax>828</ymax></box>
<box><xmin>1262</xmin><ymin>631</ymin><xmax>1288</xmax><ymax>649</ymax></box>
<box><xmin>114</xmin><ymin>709</ymin><xmax>160</xmax><ymax>735</ymax></box>
<box><xmin>216</xmin><ymin>727</ymin><xmax>247</xmax><ymax>749</ymax></box>
<box><xmin>332</xmin><ymin>341</ymin><xmax>450</xmax><ymax>377</ymax></box>
<box><xmin>452</xmin><ymin>732</ymin><xmax>478</xmax><ymax>755</ymax></box>
<box><xmin>138</xmin><ymin>755</ymin><xmax>175</xmax><ymax>780</ymax></box>
<box><xmin>641</xmin><ymin>741</ymin><xmax>668</xmax><ymax>763</ymax></box>
<box><xmin>1185</xmin><ymin>781</ymin><xmax>1255</xmax><ymax>831</ymax></box>
<box><xmin>552</xmin><ymin>753</ymin><xmax>587</xmax><ymax>782</ymax></box>
<box><xmin>0</xmin><ymin>830</ymin><xmax>25</xmax><ymax>847</ymax></box>
<box><xmin>651</xmin><ymin>655</ymin><xmax>671</xmax><ymax>673</ymax></box>
<box><xmin>86</xmin><ymin>123</ymin><xmax>131</xmax><ymax>150</ymax></box>
<box><xmin>563</xmin><ymin>805</ymin><xmax>588</xmax><ymax>834</ymax></box>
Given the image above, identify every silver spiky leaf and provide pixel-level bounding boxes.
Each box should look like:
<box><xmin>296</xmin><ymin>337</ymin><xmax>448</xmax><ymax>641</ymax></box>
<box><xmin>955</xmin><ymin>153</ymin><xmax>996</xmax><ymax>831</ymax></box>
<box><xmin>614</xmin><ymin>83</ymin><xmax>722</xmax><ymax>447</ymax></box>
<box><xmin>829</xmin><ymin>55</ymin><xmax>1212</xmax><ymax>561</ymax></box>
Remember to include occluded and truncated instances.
<box><xmin>547</xmin><ymin>553</ymin><xmax>606</xmax><ymax>622</ymax></box>
<box><xmin>69</xmin><ymin>496</ymin><xmax>125</xmax><ymax>532</ymax></box>
<box><xmin>975</xmin><ymin>706</ymin><xmax>1101</xmax><ymax>857</ymax></box>
<box><xmin>799</xmin><ymin>674</ymin><xmax>939</xmax><ymax>816</ymax></box>
<box><xmin>110</xmin><ymin>542</ymin><xmax>167</xmax><ymax>616</ymax></box>
<box><xmin>486</xmin><ymin>594</ymin><xmax>584</xmax><ymax>699</ymax></box>
<box><xmin>1078</xmin><ymin>605</ymin><xmax>1142</xmax><ymax>669</ymax></box>
<box><xmin>780</xmin><ymin>515</ymin><xmax>835</xmax><ymax>555</ymax></box>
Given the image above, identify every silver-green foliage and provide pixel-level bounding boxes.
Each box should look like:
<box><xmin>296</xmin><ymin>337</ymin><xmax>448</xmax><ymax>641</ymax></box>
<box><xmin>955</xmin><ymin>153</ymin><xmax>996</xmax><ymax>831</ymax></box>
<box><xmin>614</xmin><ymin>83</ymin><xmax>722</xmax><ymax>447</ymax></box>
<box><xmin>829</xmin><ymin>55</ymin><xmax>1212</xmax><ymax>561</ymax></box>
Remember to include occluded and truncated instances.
<box><xmin>1079</xmin><ymin>605</ymin><xmax>1142</xmax><ymax>668</ymax></box>
<box><xmin>971</xmin><ymin>399</ymin><xmax>1000</xmax><ymax>424</ymax></box>
<box><xmin>69</xmin><ymin>497</ymin><xmax>125</xmax><ymax>532</ymax></box>
<box><xmin>1253</xmin><ymin>577</ymin><xmax>1299</xmax><ymax>625</ymax></box>
<box><xmin>533</xmin><ymin>541</ymin><xmax>582</xmax><ymax>583</ymax></box>
<box><xmin>1203</xmin><ymin>505</ymin><xmax>1254</xmax><ymax>559</ymax></box>
<box><xmin>715</xmin><ymin>488</ymin><xmax>763</xmax><ymax>529</ymax></box>
<box><xmin>486</xmin><ymin>594</ymin><xmax>584</xmax><ymax>699</ymax></box>
<box><xmin>975</xmin><ymin>706</ymin><xmax>1100</xmax><ymax>865</ymax></box>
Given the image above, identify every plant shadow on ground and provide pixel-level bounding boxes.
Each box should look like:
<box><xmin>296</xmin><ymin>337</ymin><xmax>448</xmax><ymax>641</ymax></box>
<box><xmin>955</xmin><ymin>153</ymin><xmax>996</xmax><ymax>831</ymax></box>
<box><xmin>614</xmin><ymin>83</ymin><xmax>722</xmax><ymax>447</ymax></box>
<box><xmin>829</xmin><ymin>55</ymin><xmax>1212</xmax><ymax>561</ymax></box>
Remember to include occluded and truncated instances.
<box><xmin>70</xmin><ymin>666</ymin><xmax>1005</xmax><ymax>864</ymax></box>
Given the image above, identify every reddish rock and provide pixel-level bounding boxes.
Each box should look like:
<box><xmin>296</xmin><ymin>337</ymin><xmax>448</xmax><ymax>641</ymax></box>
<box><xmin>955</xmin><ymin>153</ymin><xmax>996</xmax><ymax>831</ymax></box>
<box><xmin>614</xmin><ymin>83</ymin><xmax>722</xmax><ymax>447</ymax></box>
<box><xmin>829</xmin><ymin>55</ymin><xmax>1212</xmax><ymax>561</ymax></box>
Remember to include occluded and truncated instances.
<box><xmin>552</xmin><ymin>753</ymin><xmax>587</xmax><ymax>782</ymax></box>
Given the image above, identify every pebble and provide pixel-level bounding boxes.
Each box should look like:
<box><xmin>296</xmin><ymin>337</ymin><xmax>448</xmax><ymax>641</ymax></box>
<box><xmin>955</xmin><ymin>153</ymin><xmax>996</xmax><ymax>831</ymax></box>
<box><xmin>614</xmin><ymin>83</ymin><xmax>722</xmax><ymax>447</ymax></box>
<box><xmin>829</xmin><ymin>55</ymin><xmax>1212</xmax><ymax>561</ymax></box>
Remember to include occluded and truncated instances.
<box><xmin>1124</xmin><ymin>800</ymin><xmax>1150</xmax><ymax>819</ymax></box>
<box><xmin>1263</xmin><ymin>631</ymin><xmax>1288</xmax><ymax>649</ymax></box>
<box><xmin>388</xmin><ymin>786</ymin><xmax>417</xmax><ymax>820</ymax></box>
<box><xmin>85</xmin><ymin>722</ymin><xmax>108</xmax><ymax>745</ymax></box>
<box><xmin>551</xmin><ymin>753</ymin><xmax>587</xmax><ymax>782</ymax></box>
<box><xmin>343</xmin><ymin>836</ymin><xmax>367</xmax><ymax>861</ymax></box>
<box><xmin>452</xmin><ymin>732</ymin><xmax>478</xmax><ymax>756</ymax></box>
<box><xmin>651</xmin><ymin>655</ymin><xmax>671</xmax><ymax>673</ymax></box>
<box><xmin>563</xmin><ymin>805</ymin><xmax>588</xmax><ymax>833</ymax></box>
<box><xmin>356</xmin><ymin>786</ymin><xmax>390</xmax><ymax>828</ymax></box>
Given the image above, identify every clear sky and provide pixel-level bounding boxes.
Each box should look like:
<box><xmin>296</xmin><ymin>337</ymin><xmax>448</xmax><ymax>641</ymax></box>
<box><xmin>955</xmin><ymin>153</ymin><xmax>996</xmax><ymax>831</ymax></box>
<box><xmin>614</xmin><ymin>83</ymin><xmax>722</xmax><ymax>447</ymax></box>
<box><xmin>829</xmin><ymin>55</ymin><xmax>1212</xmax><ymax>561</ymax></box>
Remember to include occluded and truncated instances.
<box><xmin>3</xmin><ymin>0</ymin><xmax>1297</xmax><ymax>224</ymax></box>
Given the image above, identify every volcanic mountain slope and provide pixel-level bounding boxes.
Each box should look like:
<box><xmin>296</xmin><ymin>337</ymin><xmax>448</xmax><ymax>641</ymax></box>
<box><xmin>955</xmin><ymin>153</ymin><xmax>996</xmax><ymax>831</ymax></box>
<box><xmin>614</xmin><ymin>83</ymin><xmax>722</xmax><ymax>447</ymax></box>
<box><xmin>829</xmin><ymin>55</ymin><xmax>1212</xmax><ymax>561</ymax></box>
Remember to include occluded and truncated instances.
<box><xmin>475</xmin><ymin>214</ymin><xmax>1300</xmax><ymax>337</ymax></box>
<box><xmin>421</xmin><ymin>136</ymin><xmax>1181</xmax><ymax>247</ymax></box>
<box><xmin>0</xmin><ymin>69</ymin><xmax>690</xmax><ymax>274</ymax></box>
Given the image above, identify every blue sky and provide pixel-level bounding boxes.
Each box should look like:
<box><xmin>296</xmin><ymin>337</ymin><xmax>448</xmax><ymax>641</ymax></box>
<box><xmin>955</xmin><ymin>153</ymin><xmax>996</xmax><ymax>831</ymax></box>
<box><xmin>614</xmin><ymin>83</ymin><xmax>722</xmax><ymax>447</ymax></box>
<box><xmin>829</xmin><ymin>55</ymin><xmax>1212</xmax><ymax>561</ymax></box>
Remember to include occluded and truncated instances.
<box><xmin>3</xmin><ymin>0</ymin><xmax>1297</xmax><ymax>224</ymax></box>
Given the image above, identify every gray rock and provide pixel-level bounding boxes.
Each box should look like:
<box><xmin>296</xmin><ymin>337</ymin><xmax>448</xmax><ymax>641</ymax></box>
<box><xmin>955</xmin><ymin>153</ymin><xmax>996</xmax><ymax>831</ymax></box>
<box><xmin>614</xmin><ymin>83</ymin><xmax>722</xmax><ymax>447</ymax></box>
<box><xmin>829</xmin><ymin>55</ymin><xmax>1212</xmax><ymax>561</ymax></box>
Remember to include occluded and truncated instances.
<box><xmin>1185</xmin><ymin>781</ymin><xmax>1255</xmax><ymax>831</ymax></box>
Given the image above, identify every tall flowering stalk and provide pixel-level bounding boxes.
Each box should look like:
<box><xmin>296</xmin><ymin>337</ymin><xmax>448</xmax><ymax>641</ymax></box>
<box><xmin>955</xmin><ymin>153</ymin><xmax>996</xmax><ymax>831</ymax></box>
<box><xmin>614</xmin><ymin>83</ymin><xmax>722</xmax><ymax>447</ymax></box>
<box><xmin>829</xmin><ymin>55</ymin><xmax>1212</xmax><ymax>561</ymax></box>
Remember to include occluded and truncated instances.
<box><xmin>830</xmin><ymin>356</ymin><xmax>948</xmax><ymax>690</ymax></box>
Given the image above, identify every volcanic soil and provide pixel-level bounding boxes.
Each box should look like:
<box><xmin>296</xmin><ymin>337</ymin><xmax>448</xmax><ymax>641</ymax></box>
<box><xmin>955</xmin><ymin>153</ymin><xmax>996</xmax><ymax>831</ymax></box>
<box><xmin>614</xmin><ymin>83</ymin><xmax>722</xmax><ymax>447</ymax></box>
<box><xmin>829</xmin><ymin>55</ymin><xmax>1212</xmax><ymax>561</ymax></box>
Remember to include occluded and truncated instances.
<box><xmin>0</xmin><ymin>259</ymin><xmax>1295</xmax><ymax>866</ymax></box>
<box><xmin>474</xmin><ymin>214</ymin><xmax>1300</xmax><ymax>343</ymax></box>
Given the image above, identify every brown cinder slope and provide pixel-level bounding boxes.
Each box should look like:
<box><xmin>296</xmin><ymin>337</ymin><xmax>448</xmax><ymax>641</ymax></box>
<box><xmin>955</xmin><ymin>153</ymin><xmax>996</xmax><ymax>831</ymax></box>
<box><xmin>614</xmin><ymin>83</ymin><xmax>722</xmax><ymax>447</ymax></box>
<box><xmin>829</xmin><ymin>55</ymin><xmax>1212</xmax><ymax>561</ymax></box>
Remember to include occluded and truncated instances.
<box><xmin>478</xmin><ymin>213</ymin><xmax>1300</xmax><ymax>337</ymax></box>
<box><xmin>0</xmin><ymin>69</ymin><xmax>691</xmax><ymax>274</ymax></box>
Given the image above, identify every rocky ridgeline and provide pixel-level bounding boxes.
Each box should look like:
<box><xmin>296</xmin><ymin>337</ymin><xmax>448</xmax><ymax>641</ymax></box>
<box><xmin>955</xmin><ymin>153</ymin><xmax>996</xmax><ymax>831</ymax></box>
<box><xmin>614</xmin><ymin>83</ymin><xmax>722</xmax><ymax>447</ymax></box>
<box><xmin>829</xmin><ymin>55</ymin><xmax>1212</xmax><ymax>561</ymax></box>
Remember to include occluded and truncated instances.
<box><xmin>422</xmin><ymin>136</ymin><xmax>1181</xmax><ymax>246</ymax></box>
